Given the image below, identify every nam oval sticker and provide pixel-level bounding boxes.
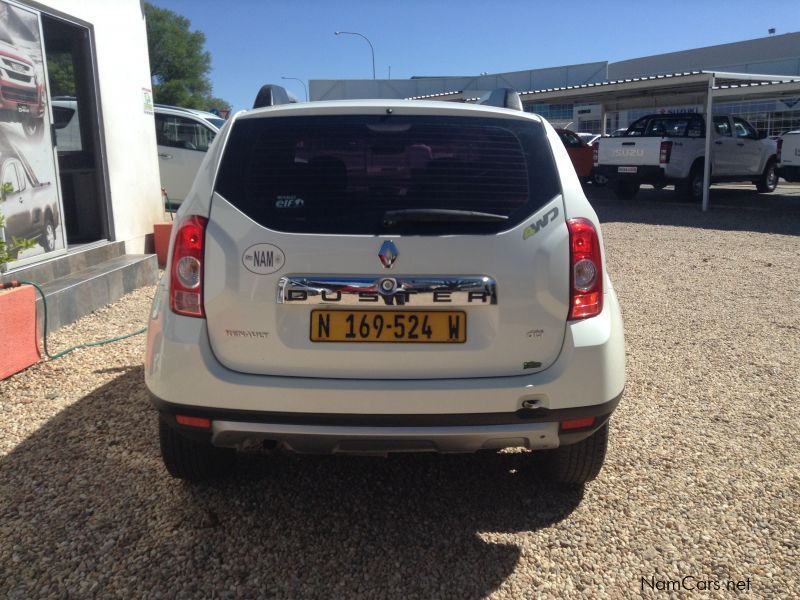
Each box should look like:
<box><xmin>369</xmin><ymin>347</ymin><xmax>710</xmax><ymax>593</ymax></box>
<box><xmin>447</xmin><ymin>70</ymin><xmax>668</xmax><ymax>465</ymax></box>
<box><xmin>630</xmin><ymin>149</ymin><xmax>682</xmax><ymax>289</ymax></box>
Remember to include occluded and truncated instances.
<box><xmin>242</xmin><ymin>243</ymin><xmax>285</xmax><ymax>275</ymax></box>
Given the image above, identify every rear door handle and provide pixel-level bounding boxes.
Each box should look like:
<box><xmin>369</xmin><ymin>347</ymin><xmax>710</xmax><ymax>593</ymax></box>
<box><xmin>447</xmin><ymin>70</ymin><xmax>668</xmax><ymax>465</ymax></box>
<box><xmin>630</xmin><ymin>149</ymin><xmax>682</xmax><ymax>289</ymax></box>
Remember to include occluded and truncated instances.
<box><xmin>737</xmin><ymin>143</ymin><xmax>744</xmax><ymax>146</ymax></box>
<box><xmin>714</xmin><ymin>141</ymin><xmax>723</xmax><ymax>145</ymax></box>
<box><xmin>158</xmin><ymin>153</ymin><xmax>173</xmax><ymax>160</ymax></box>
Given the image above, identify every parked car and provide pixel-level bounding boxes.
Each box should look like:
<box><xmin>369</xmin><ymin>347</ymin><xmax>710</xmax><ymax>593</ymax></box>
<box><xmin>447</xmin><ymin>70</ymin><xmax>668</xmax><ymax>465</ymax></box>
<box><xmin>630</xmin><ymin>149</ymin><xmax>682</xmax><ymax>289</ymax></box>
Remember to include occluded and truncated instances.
<box><xmin>556</xmin><ymin>128</ymin><xmax>593</xmax><ymax>181</ymax></box>
<box><xmin>0</xmin><ymin>132</ymin><xmax>58</xmax><ymax>252</ymax></box>
<box><xmin>153</xmin><ymin>105</ymin><xmax>224</xmax><ymax>207</ymax></box>
<box><xmin>593</xmin><ymin>113</ymin><xmax>778</xmax><ymax>200</ymax></box>
<box><xmin>0</xmin><ymin>37</ymin><xmax>45</xmax><ymax>138</ymax></box>
<box><xmin>577</xmin><ymin>132</ymin><xmax>601</xmax><ymax>146</ymax></box>
<box><xmin>51</xmin><ymin>97</ymin><xmax>81</xmax><ymax>152</ymax></box>
<box><xmin>777</xmin><ymin>130</ymin><xmax>800</xmax><ymax>182</ymax></box>
<box><xmin>145</xmin><ymin>86</ymin><xmax>626</xmax><ymax>485</ymax></box>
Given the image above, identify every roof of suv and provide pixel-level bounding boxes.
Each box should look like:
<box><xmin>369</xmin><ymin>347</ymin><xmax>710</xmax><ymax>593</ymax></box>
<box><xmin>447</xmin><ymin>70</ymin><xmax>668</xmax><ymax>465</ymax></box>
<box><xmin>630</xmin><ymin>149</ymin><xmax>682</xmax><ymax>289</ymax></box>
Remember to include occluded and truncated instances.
<box><xmin>155</xmin><ymin>104</ymin><xmax>225</xmax><ymax>129</ymax></box>
<box><xmin>237</xmin><ymin>99</ymin><xmax>545</xmax><ymax>123</ymax></box>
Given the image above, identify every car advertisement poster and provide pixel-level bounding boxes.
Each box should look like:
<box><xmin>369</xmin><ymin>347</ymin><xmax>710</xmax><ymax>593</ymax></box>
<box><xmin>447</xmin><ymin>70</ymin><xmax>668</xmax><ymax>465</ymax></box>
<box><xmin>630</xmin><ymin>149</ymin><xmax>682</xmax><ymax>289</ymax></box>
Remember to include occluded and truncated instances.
<box><xmin>0</xmin><ymin>1</ymin><xmax>65</xmax><ymax>270</ymax></box>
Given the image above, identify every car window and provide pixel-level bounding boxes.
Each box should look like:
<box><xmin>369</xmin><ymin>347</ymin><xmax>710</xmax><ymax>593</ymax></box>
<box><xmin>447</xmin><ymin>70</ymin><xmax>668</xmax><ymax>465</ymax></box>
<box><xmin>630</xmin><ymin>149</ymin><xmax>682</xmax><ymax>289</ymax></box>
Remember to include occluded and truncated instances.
<box><xmin>215</xmin><ymin>114</ymin><xmax>561</xmax><ymax>235</ymax></box>
<box><xmin>558</xmin><ymin>131</ymin><xmax>582</xmax><ymax>148</ymax></box>
<box><xmin>2</xmin><ymin>161</ymin><xmax>22</xmax><ymax>195</ymax></box>
<box><xmin>155</xmin><ymin>114</ymin><xmax>216</xmax><ymax>151</ymax></box>
<box><xmin>733</xmin><ymin>117</ymin><xmax>758</xmax><ymax>139</ymax></box>
<box><xmin>52</xmin><ymin>106</ymin><xmax>75</xmax><ymax>129</ymax></box>
<box><xmin>713</xmin><ymin>117</ymin><xmax>732</xmax><ymax>137</ymax></box>
<box><xmin>625</xmin><ymin>117</ymin><xmax>647</xmax><ymax>137</ymax></box>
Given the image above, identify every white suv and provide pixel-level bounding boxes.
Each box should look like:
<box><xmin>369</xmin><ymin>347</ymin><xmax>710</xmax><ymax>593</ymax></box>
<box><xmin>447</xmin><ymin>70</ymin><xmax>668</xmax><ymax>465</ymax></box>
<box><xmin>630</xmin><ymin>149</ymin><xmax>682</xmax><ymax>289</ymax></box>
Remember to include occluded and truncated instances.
<box><xmin>154</xmin><ymin>105</ymin><xmax>225</xmax><ymax>207</ymax></box>
<box><xmin>145</xmin><ymin>86</ymin><xmax>626</xmax><ymax>485</ymax></box>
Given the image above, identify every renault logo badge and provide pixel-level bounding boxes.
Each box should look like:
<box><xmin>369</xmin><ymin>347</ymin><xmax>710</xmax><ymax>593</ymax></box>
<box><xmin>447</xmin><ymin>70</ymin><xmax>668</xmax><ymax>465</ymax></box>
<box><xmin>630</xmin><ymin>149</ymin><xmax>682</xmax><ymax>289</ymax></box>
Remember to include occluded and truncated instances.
<box><xmin>378</xmin><ymin>240</ymin><xmax>398</xmax><ymax>268</ymax></box>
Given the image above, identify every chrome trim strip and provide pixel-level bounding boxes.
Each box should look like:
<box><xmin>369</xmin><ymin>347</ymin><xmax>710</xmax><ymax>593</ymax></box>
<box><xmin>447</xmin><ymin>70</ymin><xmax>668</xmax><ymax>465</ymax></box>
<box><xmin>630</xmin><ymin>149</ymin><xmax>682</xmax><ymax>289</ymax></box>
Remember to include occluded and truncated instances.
<box><xmin>277</xmin><ymin>275</ymin><xmax>497</xmax><ymax>307</ymax></box>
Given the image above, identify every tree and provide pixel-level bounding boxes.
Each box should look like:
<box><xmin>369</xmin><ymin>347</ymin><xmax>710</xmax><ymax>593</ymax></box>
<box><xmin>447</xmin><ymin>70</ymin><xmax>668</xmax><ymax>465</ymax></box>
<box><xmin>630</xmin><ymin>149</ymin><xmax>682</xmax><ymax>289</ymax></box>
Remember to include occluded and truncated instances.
<box><xmin>46</xmin><ymin>53</ymin><xmax>76</xmax><ymax>98</ymax></box>
<box><xmin>144</xmin><ymin>3</ymin><xmax>229</xmax><ymax>111</ymax></box>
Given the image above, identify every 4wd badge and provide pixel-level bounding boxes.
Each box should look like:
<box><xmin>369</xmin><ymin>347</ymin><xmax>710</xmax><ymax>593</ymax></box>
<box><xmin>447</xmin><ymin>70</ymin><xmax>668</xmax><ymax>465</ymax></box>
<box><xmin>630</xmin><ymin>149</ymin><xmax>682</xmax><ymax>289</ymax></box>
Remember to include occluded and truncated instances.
<box><xmin>378</xmin><ymin>240</ymin><xmax>398</xmax><ymax>268</ymax></box>
<box><xmin>242</xmin><ymin>243</ymin><xmax>285</xmax><ymax>275</ymax></box>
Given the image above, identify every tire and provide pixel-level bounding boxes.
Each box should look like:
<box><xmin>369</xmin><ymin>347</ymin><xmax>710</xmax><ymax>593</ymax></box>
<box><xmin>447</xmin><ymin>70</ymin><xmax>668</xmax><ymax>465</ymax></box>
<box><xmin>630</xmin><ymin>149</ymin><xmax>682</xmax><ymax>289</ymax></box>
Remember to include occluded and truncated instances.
<box><xmin>39</xmin><ymin>215</ymin><xmax>56</xmax><ymax>252</ymax></box>
<box><xmin>541</xmin><ymin>422</ymin><xmax>609</xmax><ymax>485</ymax></box>
<box><xmin>159</xmin><ymin>418</ymin><xmax>236</xmax><ymax>482</ymax></box>
<box><xmin>591</xmin><ymin>171</ymin><xmax>608</xmax><ymax>187</ymax></box>
<box><xmin>756</xmin><ymin>159</ymin><xmax>778</xmax><ymax>193</ymax></box>
<box><xmin>679</xmin><ymin>163</ymin><xmax>706</xmax><ymax>201</ymax></box>
<box><xmin>614</xmin><ymin>180</ymin><xmax>639</xmax><ymax>200</ymax></box>
<box><xmin>22</xmin><ymin>117</ymin><xmax>44</xmax><ymax>139</ymax></box>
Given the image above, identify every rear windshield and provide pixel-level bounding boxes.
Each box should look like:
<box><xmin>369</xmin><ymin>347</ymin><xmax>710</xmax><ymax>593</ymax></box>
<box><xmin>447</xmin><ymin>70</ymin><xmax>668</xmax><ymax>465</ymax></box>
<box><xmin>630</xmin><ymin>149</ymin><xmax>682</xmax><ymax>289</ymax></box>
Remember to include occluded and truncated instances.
<box><xmin>625</xmin><ymin>115</ymin><xmax>704</xmax><ymax>138</ymax></box>
<box><xmin>214</xmin><ymin>114</ymin><xmax>560</xmax><ymax>235</ymax></box>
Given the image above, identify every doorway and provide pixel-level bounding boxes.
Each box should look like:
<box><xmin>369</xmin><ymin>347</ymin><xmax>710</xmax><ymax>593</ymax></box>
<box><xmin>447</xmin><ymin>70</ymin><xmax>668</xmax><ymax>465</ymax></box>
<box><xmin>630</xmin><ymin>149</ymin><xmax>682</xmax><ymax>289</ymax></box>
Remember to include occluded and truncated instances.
<box><xmin>42</xmin><ymin>13</ymin><xmax>109</xmax><ymax>246</ymax></box>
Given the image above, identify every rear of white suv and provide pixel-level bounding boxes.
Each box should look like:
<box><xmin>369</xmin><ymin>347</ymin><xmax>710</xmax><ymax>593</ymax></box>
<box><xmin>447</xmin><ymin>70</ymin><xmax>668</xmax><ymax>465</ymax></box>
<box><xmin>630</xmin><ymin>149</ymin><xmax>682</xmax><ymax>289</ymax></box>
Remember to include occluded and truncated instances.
<box><xmin>145</xmin><ymin>89</ymin><xmax>625</xmax><ymax>485</ymax></box>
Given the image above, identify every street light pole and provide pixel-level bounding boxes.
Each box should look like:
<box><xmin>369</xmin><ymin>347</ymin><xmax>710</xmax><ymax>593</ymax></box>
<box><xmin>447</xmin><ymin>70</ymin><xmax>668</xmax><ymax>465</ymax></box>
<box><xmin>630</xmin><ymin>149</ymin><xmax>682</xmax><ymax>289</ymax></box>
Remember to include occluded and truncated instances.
<box><xmin>280</xmin><ymin>76</ymin><xmax>308</xmax><ymax>101</ymax></box>
<box><xmin>334</xmin><ymin>31</ymin><xmax>375</xmax><ymax>79</ymax></box>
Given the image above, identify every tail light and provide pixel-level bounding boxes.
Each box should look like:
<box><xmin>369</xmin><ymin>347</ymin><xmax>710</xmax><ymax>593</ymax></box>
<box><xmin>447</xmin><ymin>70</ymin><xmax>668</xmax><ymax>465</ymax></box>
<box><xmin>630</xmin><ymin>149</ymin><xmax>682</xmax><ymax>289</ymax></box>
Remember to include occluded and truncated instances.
<box><xmin>592</xmin><ymin>141</ymin><xmax>599</xmax><ymax>165</ymax></box>
<box><xmin>170</xmin><ymin>215</ymin><xmax>208</xmax><ymax>317</ymax></box>
<box><xmin>659</xmin><ymin>141</ymin><xmax>673</xmax><ymax>164</ymax></box>
<box><xmin>777</xmin><ymin>138</ymin><xmax>783</xmax><ymax>163</ymax></box>
<box><xmin>567</xmin><ymin>218</ymin><xmax>603</xmax><ymax>320</ymax></box>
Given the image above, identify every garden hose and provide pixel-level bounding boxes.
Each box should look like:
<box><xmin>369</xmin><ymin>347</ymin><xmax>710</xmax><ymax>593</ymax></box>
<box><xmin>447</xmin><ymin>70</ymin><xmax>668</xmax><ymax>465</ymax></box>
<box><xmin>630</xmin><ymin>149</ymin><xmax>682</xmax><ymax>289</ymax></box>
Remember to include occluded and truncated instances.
<box><xmin>0</xmin><ymin>279</ymin><xmax>147</xmax><ymax>360</ymax></box>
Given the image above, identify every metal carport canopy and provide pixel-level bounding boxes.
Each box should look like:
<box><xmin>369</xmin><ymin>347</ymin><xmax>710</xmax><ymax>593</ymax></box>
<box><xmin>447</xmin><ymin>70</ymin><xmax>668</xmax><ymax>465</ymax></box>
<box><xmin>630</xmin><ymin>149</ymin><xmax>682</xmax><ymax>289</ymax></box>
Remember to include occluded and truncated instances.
<box><xmin>520</xmin><ymin>71</ymin><xmax>800</xmax><ymax>211</ymax></box>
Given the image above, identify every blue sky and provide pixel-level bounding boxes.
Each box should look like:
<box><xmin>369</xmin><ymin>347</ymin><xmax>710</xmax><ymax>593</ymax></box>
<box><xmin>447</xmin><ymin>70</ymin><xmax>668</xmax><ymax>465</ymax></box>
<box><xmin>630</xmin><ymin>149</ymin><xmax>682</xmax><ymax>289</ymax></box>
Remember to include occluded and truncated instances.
<box><xmin>151</xmin><ymin>0</ymin><xmax>800</xmax><ymax>112</ymax></box>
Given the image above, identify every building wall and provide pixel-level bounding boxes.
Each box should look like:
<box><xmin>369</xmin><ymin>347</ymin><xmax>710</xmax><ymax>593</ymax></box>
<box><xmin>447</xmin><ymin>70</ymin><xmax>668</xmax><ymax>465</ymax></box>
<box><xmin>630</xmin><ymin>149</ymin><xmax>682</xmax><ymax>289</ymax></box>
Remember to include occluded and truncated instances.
<box><xmin>310</xmin><ymin>62</ymin><xmax>608</xmax><ymax>101</ymax></box>
<box><xmin>609</xmin><ymin>33</ymin><xmax>800</xmax><ymax>79</ymax></box>
<box><xmin>40</xmin><ymin>0</ymin><xmax>162</xmax><ymax>253</ymax></box>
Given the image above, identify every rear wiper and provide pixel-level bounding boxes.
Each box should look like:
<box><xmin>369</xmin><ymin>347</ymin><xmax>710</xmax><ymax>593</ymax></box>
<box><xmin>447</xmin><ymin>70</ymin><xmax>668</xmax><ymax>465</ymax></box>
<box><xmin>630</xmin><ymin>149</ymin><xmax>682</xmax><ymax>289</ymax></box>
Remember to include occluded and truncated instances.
<box><xmin>382</xmin><ymin>208</ymin><xmax>509</xmax><ymax>227</ymax></box>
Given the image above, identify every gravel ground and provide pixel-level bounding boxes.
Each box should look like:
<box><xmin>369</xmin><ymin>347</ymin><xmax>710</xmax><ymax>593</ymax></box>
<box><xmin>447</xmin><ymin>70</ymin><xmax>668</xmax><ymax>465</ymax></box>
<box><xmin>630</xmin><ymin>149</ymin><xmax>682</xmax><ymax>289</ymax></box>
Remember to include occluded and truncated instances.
<box><xmin>1</xmin><ymin>185</ymin><xmax>798</xmax><ymax>599</ymax></box>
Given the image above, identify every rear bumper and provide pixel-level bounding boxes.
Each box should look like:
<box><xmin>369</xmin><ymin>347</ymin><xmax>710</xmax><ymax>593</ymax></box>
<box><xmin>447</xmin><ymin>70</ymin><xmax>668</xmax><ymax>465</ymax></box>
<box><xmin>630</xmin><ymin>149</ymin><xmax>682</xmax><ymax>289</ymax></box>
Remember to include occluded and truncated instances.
<box><xmin>594</xmin><ymin>164</ymin><xmax>665</xmax><ymax>183</ymax></box>
<box><xmin>154</xmin><ymin>392</ymin><xmax>621</xmax><ymax>452</ymax></box>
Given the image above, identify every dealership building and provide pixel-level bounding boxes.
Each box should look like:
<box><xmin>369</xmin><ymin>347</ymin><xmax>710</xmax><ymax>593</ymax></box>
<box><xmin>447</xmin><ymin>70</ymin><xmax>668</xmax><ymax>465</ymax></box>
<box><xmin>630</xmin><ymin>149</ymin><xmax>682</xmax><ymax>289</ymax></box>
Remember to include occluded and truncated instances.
<box><xmin>0</xmin><ymin>0</ymin><xmax>161</xmax><ymax>331</ymax></box>
<box><xmin>310</xmin><ymin>32</ymin><xmax>800</xmax><ymax>136</ymax></box>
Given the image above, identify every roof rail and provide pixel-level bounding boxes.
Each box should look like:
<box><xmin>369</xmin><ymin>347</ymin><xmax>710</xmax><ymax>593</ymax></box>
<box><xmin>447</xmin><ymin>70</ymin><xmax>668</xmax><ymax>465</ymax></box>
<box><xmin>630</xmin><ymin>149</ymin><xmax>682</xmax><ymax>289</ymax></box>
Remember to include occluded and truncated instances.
<box><xmin>478</xmin><ymin>88</ymin><xmax>523</xmax><ymax>111</ymax></box>
<box><xmin>253</xmin><ymin>84</ymin><xmax>292</xmax><ymax>109</ymax></box>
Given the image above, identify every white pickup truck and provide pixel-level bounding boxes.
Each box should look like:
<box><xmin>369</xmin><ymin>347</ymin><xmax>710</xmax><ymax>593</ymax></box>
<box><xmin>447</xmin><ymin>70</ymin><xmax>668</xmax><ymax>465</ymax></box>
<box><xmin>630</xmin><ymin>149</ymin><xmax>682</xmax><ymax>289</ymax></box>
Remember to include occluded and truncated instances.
<box><xmin>593</xmin><ymin>113</ymin><xmax>778</xmax><ymax>200</ymax></box>
<box><xmin>777</xmin><ymin>130</ymin><xmax>800</xmax><ymax>183</ymax></box>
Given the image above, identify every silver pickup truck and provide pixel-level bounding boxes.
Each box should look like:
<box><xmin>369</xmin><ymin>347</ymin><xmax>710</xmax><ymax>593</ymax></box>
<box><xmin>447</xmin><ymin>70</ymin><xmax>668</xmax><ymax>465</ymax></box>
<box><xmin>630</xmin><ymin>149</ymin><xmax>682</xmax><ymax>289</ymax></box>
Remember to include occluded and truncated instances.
<box><xmin>0</xmin><ymin>135</ymin><xmax>58</xmax><ymax>255</ymax></box>
<box><xmin>593</xmin><ymin>113</ymin><xmax>778</xmax><ymax>200</ymax></box>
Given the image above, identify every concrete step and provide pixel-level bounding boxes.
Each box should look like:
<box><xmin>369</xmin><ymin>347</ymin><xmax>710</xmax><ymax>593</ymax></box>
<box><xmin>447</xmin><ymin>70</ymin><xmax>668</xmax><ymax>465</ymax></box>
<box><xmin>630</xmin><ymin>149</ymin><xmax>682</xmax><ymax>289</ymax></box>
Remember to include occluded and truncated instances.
<box><xmin>33</xmin><ymin>254</ymin><xmax>158</xmax><ymax>334</ymax></box>
<box><xmin>3</xmin><ymin>241</ymin><xmax>125</xmax><ymax>285</ymax></box>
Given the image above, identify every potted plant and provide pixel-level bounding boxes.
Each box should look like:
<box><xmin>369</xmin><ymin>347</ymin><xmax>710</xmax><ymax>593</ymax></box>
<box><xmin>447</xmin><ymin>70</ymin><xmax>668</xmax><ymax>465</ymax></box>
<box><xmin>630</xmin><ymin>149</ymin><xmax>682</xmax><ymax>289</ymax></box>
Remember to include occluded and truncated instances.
<box><xmin>153</xmin><ymin>188</ymin><xmax>174</xmax><ymax>267</ymax></box>
<box><xmin>0</xmin><ymin>206</ymin><xmax>41</xmax><ymax>379</ymax></box>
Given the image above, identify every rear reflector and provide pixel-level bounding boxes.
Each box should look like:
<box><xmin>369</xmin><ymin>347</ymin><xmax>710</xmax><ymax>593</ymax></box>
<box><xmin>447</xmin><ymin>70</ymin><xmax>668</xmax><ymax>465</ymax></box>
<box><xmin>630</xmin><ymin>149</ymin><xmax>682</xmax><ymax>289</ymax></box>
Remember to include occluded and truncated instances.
<box><xmin>560</xmin><ymin>416</ymin><xmax>596</xmax><ymax>431</ymax></box>
<box><xmin>176</xmin><ymin>415</ymin><xmax>212</xmax><ymax>429</ymax></box>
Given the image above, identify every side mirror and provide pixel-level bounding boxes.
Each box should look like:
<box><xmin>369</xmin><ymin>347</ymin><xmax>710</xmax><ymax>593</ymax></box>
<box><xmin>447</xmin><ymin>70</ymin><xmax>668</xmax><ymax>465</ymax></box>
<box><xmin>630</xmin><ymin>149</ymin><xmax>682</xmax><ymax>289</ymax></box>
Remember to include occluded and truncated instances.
<box><xmin>757</xmin><ymin>130</ymin><xmax>767</xmax><ymax>139</ymax></box>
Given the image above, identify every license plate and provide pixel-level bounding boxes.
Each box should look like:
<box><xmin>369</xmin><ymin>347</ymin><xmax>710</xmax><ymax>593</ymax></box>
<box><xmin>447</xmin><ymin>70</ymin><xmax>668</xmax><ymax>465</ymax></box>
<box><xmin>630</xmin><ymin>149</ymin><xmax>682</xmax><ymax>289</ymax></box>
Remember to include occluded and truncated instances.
<box><xmin>16</xmin><ymin>104</ymin><xmax>29</xmax><ymax>114</ymax></box>
<box><xmin>618</xmin><ymin>166</ymin><xmax>638</xmax><ymax>173</ymax></box>
<box><xmin>311</xmin><ymin>310</ymin><xmax>466</xmax><ymax>343</ymax></box>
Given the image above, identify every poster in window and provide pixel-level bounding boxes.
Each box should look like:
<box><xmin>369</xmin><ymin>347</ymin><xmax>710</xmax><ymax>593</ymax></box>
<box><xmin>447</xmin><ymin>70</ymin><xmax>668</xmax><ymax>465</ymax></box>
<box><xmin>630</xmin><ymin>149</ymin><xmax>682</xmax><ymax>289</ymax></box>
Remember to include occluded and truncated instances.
<box><xmin>0</xmin><ymin>1</ymin><xmax>65</xmax><ymax>269</ymax></box>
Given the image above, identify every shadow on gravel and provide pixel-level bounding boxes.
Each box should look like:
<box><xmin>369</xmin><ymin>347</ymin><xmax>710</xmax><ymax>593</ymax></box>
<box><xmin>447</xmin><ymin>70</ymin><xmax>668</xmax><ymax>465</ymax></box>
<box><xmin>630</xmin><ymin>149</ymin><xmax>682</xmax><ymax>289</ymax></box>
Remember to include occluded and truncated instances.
<box><xmin>0</xmin><ymin>367</ymin><xmax>583</xmax><ymax>598</ymax></box>
<box><xmin>585</xmin><ymin>184</ymin><xmax>800</xmax><ymax>236</ymax></box>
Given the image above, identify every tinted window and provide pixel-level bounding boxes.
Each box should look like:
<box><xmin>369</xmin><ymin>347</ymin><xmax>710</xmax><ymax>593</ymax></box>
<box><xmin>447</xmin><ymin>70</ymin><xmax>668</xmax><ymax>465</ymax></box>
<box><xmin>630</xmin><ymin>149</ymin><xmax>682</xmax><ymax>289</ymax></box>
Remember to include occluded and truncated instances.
<box><xmin>52</xmin><ymin>106</ymin><xmax>75</xmax><ymax>129</ymax></box>
<box><xmin>733</xmin><ymin>117</ymin><xmax>757</xmax><ymax>139</ymax></box>
<box><xmin>155</xmin><ymin>114</ymin><xmax>216</xmax><ymax>151</ymax></box>
<box><xmin>714</xmin><ymin>117</ymin><xmax>732</xmax><ymax>137</ymax></box>
<box><xmin>215</xmin><ymin>115</ymin><xmax>560</xmax><ymax>235</ymax></box>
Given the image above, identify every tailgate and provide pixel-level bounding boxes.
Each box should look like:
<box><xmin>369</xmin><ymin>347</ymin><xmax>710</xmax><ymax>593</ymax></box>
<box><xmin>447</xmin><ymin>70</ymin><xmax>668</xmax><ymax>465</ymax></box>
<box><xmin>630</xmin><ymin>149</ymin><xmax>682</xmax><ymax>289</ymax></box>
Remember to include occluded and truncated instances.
<box><xmin>596</xmin><ymin>138</ymin><xmax>662</xmax><ymax>167</ymax></box>
<box><xmin>203</xmin><ymin>195</ymin><xmax>569</xmax><ymax>379</ymax></box>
